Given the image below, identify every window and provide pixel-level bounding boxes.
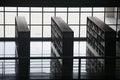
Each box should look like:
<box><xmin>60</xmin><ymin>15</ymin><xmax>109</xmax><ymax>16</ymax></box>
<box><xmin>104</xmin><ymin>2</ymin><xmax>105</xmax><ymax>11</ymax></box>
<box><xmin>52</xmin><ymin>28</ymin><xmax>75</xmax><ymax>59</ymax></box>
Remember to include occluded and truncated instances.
<box><xmin>31</xmin><ymin>13</ymin><xmax>42</xmax><ymax>24</ymax></box>
<box><xmin>5</xmin><ymin>26</ymin><xmax>15</xmax><ymax>37</ymax></box>
<box><xmin>0</xmin><ymin>7</ymin><xmax>119</xmax><ymax>38</ymax></box>
<box><xmin>31</xmin><ymin>26</ymin><xmax>42</xmax><ymax>37</ymax></box>
<box><xmin>70</xmin><ymin>26</ymin><xmax>79</xmax><ymax>37</ymax></box>
<box><xmin>68</xmin><ymin>13</ymin><xmax>79</xmax><ymax>24</ymax></box>
<box><xmin>43</xmin><ymin>26</ymin><xmax>51</xmax><ymax>37</ymax></box>
<box><xmin>0</xmin><ymin>26</ymin><xmax>4</xmax><ymax>37</ymax></box>
<box><xmin>80</xmin><ymin>26</ymin><xmax>86</xmax><ymax>37</ymax></box>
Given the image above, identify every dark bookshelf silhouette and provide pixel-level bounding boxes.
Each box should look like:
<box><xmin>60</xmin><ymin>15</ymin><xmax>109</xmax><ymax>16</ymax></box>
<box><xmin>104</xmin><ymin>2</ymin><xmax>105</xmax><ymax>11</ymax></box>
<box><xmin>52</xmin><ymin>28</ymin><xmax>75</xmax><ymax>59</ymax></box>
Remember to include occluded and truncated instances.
<box><xmin>15</xmin><ymin>16</ymin><xmax>30</xmax><ymax>80</ymax></box>
<box><xmin>86</xmin><ymin>16</ymin><xmax>116</xmax><ymax>76</ymax></box>
<box><xmin>51</xmin><ymin>17</ymin><xmax>74</xmax><ymax>79</ymax></box>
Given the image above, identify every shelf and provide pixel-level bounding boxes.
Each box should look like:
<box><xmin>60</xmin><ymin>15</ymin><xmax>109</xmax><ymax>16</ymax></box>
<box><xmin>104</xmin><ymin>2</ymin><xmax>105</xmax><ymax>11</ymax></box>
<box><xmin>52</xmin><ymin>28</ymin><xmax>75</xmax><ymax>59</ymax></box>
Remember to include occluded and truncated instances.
<box><xmin>51</xmin><ymin>17</ymin><xmax>73</xmax><ymax>78</ymax></box>
<box><xmin>86</xmin><ymin>16</ymin><xmax>116</xmax><ymax>73</ymax></box>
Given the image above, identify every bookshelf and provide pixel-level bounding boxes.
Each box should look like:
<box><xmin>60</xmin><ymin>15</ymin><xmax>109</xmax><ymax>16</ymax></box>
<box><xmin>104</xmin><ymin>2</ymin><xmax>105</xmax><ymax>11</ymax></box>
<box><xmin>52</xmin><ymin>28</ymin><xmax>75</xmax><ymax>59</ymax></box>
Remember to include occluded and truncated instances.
<box><xmin>15</xmin><ymin>16</ymin><xmax>30</xmax><ymax>80</ymax></box>
<box><xmin>51</xmin><ymin>17</ymin><xmax>74</xmax><ymax>79</ymax></box>
<box><xmin>86</xmin><ymin>16</ymin><xmax>116</xmax><ymax>74</ymax></box>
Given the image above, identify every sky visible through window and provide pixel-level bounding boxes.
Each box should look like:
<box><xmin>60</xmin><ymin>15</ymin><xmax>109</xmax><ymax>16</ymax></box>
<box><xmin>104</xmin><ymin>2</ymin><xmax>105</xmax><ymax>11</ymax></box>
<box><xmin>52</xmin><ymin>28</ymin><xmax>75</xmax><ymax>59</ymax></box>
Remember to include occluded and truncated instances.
<box><xmin>0</xmin><ymin>7</ymin><xmax>119</xmax><ymax>38</ymax></box>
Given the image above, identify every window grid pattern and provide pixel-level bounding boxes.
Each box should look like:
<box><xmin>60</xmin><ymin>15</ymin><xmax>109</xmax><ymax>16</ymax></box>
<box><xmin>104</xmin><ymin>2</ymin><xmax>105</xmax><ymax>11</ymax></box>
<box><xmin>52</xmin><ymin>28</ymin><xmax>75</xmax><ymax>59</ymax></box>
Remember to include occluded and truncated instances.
<box><xmin>0</xmin><ymin>7</ymin><xmax>119</xmax><ymax>38</ymax></box>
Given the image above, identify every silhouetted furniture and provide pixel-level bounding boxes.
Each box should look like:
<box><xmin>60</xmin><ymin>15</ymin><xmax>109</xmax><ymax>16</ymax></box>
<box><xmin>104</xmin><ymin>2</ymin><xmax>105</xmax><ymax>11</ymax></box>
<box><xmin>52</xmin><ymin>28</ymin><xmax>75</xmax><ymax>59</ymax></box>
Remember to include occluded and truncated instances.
<box><xmin>117</xmin><ymin>30</ymin><xmax>120</xmax><ymax>41</ymax></box>
<box><xmin>15</xmin><ymin>16</ymin><xmax>30</xmax><ymax>80</ymax></box>
<box><xmin>51</xmin><ymin>17</ymin><xmax>74</xmax><ymax>79</ymax></box>
<box><xmin>86</xmin><ymin>17</ymin><xmax>116</xmax><ymax>76</ymax></box>
<box><xmin>116</xmin><ymin>41</ymin><xmax>120</xmax><ymax>78</ymax></box>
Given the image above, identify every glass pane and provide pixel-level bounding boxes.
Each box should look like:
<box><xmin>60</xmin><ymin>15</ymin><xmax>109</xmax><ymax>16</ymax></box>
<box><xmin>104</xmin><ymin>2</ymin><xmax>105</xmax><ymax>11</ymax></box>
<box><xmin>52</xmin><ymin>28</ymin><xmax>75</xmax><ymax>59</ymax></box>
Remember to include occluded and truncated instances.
<box><xmin>43</xmin><ymin>42</ymin><xmax>51</xmax><ymax>55</ymax></box>
<box><xmin>0</xmin><ymin>12</ymin><xmax>3</xmax><ymax>24</ymax></box>
<box><xmin>73</xmin><ymin>59</ymin><xmax>79</xmax><ymax>67</ymax></box>
<box><xmin>0</xmin><ymin>26</ymin><xmax>4</xmax><ymax>37</ymax></box>
<box><xmin>56</xmin><ymin>13</ymin><xmax>67</xmax><ymax>23</ymax></box>
<box><xmin>30</xmin><ymin>68</ymin><xmax>42</xmax><ymax>73</ymax></box>
<box><xmin>105</xmin><ymin>7</ymin><xmax>116</xmax><ymax>25</ymax></box>
<box><xmin>5</xmin><ymin>68</ymin><xmax>15</xmax><ymax>74</ymax></box>
<box><xmin>69</xmin><ymin>7</ymin><xmax>79</xmax><ymax>11</ymax></box>
<box><xmin>5</xmin><ymin>42</ymin><xmax>15</xmax><ymax>57</ymax></box>
<box><xmin>31</xmin><ymin>60</ymin><xmax>42</xmax><ymax>66</ymax></box>
<box><xmin>30</xmin><ymin>64</ymin><xmax>42</xmax><ymax>67</ymax></box>
<box><xmin>5</xmin><ymin>60</ymin><xmax>15</xmax><ymax>64</ymax></box>
<box><xmin>30</xmin><ymin>42</ymin><xmax>42</xmax><ymax>57</ymax></box>
<box><xmin>74</xmin><ymin>42</ymin><xmax>79</xmax><ymax>56</ymax></box>
<box><xmin>18</xmin><ymin>13</ymin><xmax>29</xmax><ymax>24</ymax></box>
<box><xmin>5</xmin><ymin>26</ymin><xmax>15</xmax><ymax>37</ymax></box>
<box><xmin>73</xmin><ymin>68</ymin><xmax>78</xmax><ymax>73</ymax></box>
<box><xmin>105</xmin><ymin>12</ymin><xmax>117</xmax><ymax>24</ymax></box>
<box><xmin>31</xmin><ymin>7</ymin><xmax>42</xmax><ymax>11</ymax></box>
<box><xmin>5</xmin><ymin>7</ymin><xmax>17</xmax><ymax>11</ymax></box>
<box><xmin>31</xmin><ymin>26</ymin><xmax>42</xmax><ymax>37</ymax></box>
<box><xmin>81</xmin><ymin>7</ymin><xmax>92</xmax><ymax>11</ymax></box>
<box><xmin>56</xmin><ymin>7</ymin><xmax>67</xmax><ymax>11</ymax></box>
<box><xmin>105</xmin><ymin>11</ymin><xmax>116</xmax><ymax>18</ymax></box>
<box><xmin>5</xmin><ymin>12</ymin><xmax>16</xmax><ymax>24</ymax></box>
<box><xmin>81</xmin><ymin>59</ymin><xmax>86</xmax><ymax>72</ymax></box>
<box><xmin>0</xmin><ymin>42</ymin><xmax>4</xmax><ymax>57</ymax></box>
<box><xmin>68</xmin><ymin>13</ymin><xmax>79</xmax><ymax>24</ymax></box>
<box><xmin>0</xmin><ymin>7</ymin><xmax>3</xmax><ymax>11</ymax></box>
<box><xmin>43</xmin><ymin>63</ymin><xmax>50</xmax><ymax>67</ymax></box>
<box><xmin>43</xmin><ymin>26</ymin><xmax>51</xmax><ymax>37</ymax></box>
<box><xmin>70</xmin><ymin>26</ymin><xmax>79</xmax><ymax>37</ymax></box>
<box><xmin>31</xmin><ymin>13</ymin><xmax>42</xmax><ymax>24</ymax></box>
<box><xmin>43</xmin><ymin>13</ymin><xmax>54</xmax><ymax>24</ymax></box>
<box><xmin>5</xmin><ymin>60</ymin><xmax>15</xmax><ymax>74</ymax></box>
<box><xmin>18</xmin><ymin>7</ymin><xmax>29</xmax><ymax>11</ymax></box>
<box><xmin>93</xmin><ymin>7</ymin><xmax>104</xmax><ymax>11</ymax></box>
<box><xmin>93</xmin><ymin>13</ymin><xmax>104</xmax><ymax>22</ymax></box>
<box><xmin>81</xmin><ymin>13</ymin><xmax>92</xmax><ymax>24</ymax></box>
<box><xmin>43</xmin><ymin>68</ymin><xmax>50</xmax><ymax>73</ymax></box>
<box><xmin>44</xmin><ymin>7</ymin><xmax>54</xmax><ymax>11</ymax></box>
<box><xmin>105</xmin><ymin>7</ymin><xmax>115</xmax><ymax>12</ymax></box>
<box><xmin>80</xmin><ymin>42</ymin><xmax>86</xmax><ymax>56</ymax></box>
<box><xmin>80</xmin><ymin>26</ymin><xmax>86</xmax><ymax>37</ymax></box>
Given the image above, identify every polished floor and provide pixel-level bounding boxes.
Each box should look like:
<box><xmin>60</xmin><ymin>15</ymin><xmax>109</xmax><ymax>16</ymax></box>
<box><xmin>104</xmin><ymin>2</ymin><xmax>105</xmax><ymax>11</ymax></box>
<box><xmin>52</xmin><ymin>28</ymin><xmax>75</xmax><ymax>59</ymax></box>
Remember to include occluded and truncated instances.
<box><xmin>0</xmin><ymin>41</ymin><xmax>86</xmax><ymax>79</ymax></box>
<box><xmin>0</xmin><ymin>41</ymin><xmax>119</xmax><ymax>79</ymax></box>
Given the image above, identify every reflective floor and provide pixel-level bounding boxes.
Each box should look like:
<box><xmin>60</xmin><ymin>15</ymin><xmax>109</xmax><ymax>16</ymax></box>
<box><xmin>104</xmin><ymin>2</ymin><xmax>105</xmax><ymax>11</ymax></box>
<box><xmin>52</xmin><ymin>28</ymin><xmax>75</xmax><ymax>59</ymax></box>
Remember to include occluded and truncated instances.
<box><xmin>0</xmin><ymin>41</ymin><xmax>86</xmax><ymax>79</ymax></box>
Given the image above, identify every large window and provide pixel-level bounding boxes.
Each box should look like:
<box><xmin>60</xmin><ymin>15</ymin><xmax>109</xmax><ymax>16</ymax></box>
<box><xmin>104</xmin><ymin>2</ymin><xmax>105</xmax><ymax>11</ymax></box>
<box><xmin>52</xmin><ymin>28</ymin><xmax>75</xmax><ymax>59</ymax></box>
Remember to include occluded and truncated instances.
<box><xmin>0</xmin><ymin>7</ymin><xmax>119</xmax><ymax>39</ymax></box>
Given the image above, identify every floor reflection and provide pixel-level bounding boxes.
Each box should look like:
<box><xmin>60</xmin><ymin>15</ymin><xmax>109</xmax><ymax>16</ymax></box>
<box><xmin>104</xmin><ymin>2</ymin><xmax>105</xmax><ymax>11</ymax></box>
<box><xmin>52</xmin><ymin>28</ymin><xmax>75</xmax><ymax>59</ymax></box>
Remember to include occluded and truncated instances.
<box><xmin>0</xmin><ymin>41</ymin><xmax>86</xmax><ymax>79</ymax></box>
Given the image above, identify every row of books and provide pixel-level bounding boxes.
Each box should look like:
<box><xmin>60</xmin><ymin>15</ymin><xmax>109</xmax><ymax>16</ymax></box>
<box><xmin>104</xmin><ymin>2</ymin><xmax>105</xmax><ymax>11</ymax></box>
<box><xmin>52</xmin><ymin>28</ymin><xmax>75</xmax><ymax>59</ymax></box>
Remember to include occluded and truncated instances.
<box><xmin>87</xmin><ymin>19</ymin><xmax>105</xmax><ymax>39</ymax></box>
<box><xmin>86</xmin><ymin>17</ymin><xmax>116</xmax><ymax>73</ymax></box>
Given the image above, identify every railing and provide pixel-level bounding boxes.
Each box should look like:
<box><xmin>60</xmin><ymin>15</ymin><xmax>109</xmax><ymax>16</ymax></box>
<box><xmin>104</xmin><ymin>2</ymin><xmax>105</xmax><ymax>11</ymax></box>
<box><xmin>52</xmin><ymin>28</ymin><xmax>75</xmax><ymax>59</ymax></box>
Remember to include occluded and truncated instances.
<box><xmin>0</xmin><ymin>56</ymin><xmax>119</xmax><ymax>79</ymax></box>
